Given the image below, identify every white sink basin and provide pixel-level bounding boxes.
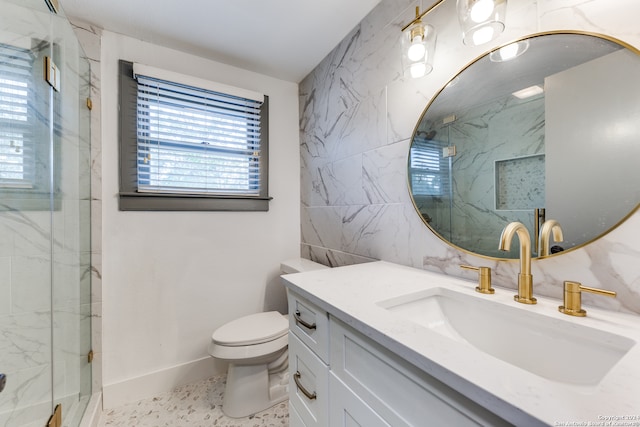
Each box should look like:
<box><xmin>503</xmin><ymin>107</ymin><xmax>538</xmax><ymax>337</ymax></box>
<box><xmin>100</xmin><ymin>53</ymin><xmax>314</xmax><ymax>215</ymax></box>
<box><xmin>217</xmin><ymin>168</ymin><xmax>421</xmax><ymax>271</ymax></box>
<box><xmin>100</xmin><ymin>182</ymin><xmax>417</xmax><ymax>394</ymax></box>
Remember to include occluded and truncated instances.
<box><xmin>377</xmin><ymin>287</ymin><xmax>635</xmax><ymax>386</ymax></box>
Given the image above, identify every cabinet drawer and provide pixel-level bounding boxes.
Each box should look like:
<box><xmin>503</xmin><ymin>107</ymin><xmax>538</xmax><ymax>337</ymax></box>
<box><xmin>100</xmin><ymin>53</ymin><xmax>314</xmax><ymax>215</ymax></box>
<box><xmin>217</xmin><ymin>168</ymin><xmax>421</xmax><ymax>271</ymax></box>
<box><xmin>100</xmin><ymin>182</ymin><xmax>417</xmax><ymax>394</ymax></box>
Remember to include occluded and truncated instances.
<box><xmin>288</xmin><ymin>332</ymin><xmax>329</xmax><ymax>427</ymax></box>
<box><xmin>287</xmin><ymin>290</ymin><xmax>329</xmax><ymax>363</ymax></box>
<box><xmin>330</xmin><ymin>317</ymin><xmax>511</xmax><ymax>427</ymax></box>
<box><xmin>329</xmin><ymin>373</ymin><xmax>391</xmax><ymax>427</ymax></box>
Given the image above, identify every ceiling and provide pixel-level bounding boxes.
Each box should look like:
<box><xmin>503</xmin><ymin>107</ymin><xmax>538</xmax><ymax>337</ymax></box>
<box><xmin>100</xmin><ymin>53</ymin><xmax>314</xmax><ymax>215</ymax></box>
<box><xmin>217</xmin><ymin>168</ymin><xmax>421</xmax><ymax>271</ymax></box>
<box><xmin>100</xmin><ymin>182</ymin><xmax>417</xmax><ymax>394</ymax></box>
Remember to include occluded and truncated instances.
<box><xmin>60</xmin><ymin>0</ymin><xmax>381</xmax><ymax>83</ymax></box>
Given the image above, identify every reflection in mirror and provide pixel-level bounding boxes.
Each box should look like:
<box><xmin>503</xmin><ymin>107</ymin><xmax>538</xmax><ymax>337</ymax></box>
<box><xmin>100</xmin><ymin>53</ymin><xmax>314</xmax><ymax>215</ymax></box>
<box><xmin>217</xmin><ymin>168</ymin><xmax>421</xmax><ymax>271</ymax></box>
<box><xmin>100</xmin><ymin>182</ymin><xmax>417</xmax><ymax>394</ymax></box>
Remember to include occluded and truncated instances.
<box><xmin>409</xmin><ymin>32</ymin><xmax>640</xmax><ymax>259</ymax></box>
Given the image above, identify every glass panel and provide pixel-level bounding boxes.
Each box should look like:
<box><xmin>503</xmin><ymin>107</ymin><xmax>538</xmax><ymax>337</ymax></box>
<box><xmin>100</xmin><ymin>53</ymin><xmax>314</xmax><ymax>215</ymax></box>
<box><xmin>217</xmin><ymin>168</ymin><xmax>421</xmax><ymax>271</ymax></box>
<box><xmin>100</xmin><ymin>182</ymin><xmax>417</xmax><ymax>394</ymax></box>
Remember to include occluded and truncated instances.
<box><xmin>77</xmin><ymin>34</ymin><xmax>93</xmax><ymax>415</ymax></box>
<box><xmin>0</xmin><ymin>1</ymin><xmax>91</xmax><ymax>426</ymax></box>
<box><xmin>50</xmin><ymin>4</ymin><xmax>92</xmax><ymax>426</ymax></box>
<box><xmin>0</xmin><ymin>1</ymin><xmax>55</xmax><ymax>426</ymax></box>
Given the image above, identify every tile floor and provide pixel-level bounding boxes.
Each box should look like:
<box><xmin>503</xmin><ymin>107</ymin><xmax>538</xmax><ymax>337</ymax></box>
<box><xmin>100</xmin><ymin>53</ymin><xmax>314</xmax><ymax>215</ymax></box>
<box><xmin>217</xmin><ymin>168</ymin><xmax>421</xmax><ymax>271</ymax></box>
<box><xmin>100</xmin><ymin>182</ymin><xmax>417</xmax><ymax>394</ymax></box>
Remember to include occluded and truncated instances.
<box><xmin>98</xmin><ymin>375</ymin><xmax>289</xmax><ymax>426</ymax></box>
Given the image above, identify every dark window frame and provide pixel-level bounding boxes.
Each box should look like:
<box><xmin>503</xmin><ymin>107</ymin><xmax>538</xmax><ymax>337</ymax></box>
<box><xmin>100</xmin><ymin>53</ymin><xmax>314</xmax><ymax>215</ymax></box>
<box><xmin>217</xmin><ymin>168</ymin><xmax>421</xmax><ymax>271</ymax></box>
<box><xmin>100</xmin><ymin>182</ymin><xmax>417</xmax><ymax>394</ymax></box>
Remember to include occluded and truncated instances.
<box><xmin>118</xmin><ymin>60</ymin><xmax>271</xmax><ymax>211</ymax></box>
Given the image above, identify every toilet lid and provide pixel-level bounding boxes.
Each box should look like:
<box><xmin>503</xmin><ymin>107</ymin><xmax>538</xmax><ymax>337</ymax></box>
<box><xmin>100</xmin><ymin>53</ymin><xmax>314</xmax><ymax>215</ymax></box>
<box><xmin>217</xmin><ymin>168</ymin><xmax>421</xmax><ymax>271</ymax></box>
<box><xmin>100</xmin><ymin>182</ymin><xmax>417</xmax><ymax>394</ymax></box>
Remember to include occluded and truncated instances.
<box><xmin>212</xmin><ymin>311</ymin><xmax>288</xmax><ymax>346</ymax></box>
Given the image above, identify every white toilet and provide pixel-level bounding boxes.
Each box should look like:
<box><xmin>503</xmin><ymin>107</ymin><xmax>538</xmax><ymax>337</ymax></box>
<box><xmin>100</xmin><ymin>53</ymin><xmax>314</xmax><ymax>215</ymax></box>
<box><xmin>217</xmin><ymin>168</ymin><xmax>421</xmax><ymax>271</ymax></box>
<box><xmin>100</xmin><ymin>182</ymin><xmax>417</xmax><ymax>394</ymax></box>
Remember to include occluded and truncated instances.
<box><xmin>208</xmin><ymin>258</ymin><xmax>328</xmax><ymax>418</ymax></box>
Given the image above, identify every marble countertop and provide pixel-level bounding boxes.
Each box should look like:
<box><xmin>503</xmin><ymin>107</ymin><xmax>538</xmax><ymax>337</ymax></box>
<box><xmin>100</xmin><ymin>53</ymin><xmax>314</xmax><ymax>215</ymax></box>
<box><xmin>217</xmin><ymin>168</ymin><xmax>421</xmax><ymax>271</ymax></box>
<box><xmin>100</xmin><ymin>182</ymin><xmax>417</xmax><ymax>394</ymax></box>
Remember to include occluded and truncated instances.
<box><xmin>282</xmin><ymin>261</ymin><xmax>640</xmax><ymax>426</ymax></box>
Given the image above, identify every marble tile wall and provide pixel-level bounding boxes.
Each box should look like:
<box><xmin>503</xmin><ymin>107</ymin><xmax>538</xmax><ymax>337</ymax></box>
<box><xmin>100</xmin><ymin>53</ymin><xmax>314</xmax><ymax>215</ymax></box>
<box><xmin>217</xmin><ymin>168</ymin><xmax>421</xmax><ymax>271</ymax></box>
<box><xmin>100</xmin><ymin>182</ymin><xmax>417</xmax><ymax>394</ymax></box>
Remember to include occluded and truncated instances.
<box><xmin>299</xmin><ymin>0</ymin><xmax>640</xmax><ymax>314</ymax></box>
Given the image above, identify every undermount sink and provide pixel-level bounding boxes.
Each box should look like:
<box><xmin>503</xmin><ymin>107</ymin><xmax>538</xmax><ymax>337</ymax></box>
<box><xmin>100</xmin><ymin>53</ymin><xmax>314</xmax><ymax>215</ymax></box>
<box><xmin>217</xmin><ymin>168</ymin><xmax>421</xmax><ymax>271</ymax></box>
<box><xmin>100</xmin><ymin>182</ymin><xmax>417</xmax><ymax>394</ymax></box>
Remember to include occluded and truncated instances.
<box><xmin>377</xmin><ymin>287</ymin><xmax>635</xmax><ymax>386</ymax></box>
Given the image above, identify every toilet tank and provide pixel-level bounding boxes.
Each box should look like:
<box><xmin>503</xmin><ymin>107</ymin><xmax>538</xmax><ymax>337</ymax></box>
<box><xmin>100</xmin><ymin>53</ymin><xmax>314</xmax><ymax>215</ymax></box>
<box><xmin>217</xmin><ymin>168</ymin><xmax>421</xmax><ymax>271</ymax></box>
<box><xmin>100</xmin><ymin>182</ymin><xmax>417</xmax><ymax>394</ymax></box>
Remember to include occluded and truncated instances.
<box><xmin>280</xmin><ymin>258</ymin><xmax>329</xmax><ymax>274</ymax></box>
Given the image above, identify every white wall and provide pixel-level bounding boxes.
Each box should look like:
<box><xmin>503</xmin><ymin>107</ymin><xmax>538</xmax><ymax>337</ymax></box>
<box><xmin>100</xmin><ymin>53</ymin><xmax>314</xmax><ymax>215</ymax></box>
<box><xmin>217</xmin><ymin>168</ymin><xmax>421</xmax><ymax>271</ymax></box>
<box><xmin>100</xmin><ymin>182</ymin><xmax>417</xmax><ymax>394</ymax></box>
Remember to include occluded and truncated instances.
<box><xmin>546</xmin><ymin>50</ymin><xmax>640</xmax><ymax>248</ymax></box>
<box><xmin>100</xmin><ymin>31</ymin><xmax>300</xmax><ymax>407</ymax></box>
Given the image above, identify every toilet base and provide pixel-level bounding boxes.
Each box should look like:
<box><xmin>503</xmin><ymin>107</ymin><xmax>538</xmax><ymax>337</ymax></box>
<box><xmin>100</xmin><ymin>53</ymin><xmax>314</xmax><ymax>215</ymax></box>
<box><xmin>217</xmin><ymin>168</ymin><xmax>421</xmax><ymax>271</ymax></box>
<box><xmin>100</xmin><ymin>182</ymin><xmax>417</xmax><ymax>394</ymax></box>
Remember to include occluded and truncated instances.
<box><xmin>222</xmin><ymin>360</ymin><xmax>289</xmax><ymax>418</ymax></box>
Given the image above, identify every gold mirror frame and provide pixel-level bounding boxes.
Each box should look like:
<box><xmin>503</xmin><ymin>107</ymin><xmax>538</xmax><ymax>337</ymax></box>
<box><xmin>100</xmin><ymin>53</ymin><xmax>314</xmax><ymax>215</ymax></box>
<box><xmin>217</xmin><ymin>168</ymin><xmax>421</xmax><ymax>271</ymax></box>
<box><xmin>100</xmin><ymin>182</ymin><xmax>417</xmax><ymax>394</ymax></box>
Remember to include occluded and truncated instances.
<box><xmin>408</xmin><ymin>31</ymin><xmax>640</xmax><ymax>261</ymax></box>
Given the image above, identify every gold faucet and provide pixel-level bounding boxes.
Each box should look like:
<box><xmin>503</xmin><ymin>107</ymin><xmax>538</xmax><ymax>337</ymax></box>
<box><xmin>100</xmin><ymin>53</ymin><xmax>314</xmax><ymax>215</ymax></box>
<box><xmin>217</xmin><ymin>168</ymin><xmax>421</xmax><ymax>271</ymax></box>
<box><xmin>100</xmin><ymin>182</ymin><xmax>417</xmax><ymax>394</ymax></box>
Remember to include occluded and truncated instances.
<box><xmin>498</xmin><ymin>222</ymin><xmax>536</xmax><ymax>304</ymax></box>
<box><xmin>538</xmin><ymin>220</ymin><xmax>563</xmax><ymax>256</ymax></box>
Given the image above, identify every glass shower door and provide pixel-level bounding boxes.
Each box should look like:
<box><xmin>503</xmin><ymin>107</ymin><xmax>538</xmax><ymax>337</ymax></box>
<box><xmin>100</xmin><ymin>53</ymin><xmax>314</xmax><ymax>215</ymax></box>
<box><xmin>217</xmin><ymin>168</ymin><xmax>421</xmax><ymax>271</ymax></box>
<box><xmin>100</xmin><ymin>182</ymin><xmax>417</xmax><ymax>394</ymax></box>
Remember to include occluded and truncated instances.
<box><xmin>50</xmin><ymin>4</ymin><xmax>93</xmax><ymax>425</ymax></box>
<box><xmin>0</xmin><ymin>0</ymin><xmax>92</xmax><ymax>426</ymax></box>
<box><xmin>0</xmin><ymin>2</ymin><xmax>56</xmax><ymax>426</ymax></box>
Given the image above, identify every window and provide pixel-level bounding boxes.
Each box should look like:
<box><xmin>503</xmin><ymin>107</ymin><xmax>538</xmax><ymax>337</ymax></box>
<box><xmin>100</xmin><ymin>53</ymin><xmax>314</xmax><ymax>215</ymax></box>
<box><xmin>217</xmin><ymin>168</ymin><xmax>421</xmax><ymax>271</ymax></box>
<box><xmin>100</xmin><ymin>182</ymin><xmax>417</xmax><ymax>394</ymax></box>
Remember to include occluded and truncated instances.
<box><xmin>118</xmin><ymin>60</ymin><xmax>271</xmax><ymax>211</ymax></box>
<box><xmin>409</xmin><ymin>138</ymin><xmax>449</xmax><ymax>196</ymax></box>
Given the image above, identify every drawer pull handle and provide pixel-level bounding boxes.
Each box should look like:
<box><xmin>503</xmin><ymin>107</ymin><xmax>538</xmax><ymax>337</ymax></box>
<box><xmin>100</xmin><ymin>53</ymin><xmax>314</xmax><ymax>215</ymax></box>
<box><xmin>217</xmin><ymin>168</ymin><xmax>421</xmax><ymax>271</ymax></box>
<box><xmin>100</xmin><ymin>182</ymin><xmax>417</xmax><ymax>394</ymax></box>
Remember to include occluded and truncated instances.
<box><xmin>294</xmin><ymin>310</ymin><xmax>316</xmax><ymax>330</ymax></box>
<box><xmin>294</xmin><ymin>371</ymin><xmax>317</xmax><ymax>400</ymax></box>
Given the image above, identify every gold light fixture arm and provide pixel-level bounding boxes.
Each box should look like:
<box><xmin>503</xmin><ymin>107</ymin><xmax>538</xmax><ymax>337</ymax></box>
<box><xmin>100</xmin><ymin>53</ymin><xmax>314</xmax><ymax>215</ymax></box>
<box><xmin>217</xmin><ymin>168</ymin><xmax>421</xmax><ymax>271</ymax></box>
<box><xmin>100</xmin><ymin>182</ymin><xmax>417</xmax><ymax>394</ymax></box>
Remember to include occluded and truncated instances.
<box><xmin>400</xmin><ymin>1</ymin><xmax>445</xmax><ymax>32</ymax></box>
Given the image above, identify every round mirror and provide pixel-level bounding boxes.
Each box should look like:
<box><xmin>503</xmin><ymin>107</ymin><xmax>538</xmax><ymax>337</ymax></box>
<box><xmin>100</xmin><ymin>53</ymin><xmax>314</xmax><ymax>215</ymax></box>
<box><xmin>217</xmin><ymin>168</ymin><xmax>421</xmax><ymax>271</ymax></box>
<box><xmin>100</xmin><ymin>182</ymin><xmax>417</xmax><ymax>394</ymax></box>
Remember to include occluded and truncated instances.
<box><xmin>409</xmin><ymin>32</ymin><xmax>640</xmax><ymax>259</ymax></box>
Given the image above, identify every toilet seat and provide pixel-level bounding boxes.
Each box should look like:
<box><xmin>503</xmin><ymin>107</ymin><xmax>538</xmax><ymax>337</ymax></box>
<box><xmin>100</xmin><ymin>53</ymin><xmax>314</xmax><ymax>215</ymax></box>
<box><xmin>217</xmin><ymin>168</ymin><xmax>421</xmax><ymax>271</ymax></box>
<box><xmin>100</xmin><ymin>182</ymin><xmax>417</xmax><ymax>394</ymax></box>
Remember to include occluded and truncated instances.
<box><xmin>211</xmin><ymin>311</ymin><xmax>288</xmax><ymax>346</ymax></box>
<box><xmin>208</xmin><ymin>311</ymin><xmax>289</xmax><ymax>362</ymax></box>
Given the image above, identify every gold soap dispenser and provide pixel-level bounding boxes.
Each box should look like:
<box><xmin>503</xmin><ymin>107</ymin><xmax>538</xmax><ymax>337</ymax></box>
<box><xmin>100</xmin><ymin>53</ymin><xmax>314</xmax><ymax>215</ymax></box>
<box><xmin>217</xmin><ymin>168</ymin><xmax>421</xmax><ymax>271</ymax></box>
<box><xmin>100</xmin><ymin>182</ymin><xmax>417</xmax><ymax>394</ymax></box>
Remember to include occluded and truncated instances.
<box><xmin>558</xmin><ymin>280</ymin><xmax>617</xmax><ymax>316</ymax></box>
<box><xmin>460</xmin><ymin>265</ymin><xmax>494</xmax><ymax>294</ymax></box>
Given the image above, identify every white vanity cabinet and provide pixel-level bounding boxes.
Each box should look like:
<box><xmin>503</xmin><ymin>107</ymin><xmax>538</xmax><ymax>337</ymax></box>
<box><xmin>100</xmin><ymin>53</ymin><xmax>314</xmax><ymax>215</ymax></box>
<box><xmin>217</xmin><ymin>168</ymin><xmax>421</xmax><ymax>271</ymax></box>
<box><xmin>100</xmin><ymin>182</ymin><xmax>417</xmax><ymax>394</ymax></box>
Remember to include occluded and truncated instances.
<box><xmin>287</xmin><ymin>290</ymin><xmax>511</xmax><ymax>427</ymax></box>
<box><xmin>329</xmin><ymin>317</ymin><xmax>511</xmax><ymax>426</ymax></box>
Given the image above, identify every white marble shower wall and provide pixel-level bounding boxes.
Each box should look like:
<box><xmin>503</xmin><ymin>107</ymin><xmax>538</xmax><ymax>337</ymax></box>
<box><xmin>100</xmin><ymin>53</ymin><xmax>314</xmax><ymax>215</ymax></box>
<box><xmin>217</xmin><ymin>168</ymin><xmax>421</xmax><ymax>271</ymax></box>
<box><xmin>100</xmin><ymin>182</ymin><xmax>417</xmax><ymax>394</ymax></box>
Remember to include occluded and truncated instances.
<box><xmin>0</xmin><ymin>2</ymin><xmax>92</xmax><ymax>426</ymax></box>
<box><xmin>299</xmin><ymin>0</ymin><xmax>640</xmax><ymax>314</ymax></box>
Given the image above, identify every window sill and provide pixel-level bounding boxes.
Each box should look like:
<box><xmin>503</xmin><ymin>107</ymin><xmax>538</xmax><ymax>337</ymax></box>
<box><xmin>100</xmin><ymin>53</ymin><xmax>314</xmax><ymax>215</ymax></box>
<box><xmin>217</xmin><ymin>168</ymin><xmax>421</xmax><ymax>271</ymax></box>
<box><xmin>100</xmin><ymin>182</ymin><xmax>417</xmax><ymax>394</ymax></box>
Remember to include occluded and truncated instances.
<box><xmin>118</xmin><ymin>192</ymin><xmax>272</xmax><ymax>212</ymax></box>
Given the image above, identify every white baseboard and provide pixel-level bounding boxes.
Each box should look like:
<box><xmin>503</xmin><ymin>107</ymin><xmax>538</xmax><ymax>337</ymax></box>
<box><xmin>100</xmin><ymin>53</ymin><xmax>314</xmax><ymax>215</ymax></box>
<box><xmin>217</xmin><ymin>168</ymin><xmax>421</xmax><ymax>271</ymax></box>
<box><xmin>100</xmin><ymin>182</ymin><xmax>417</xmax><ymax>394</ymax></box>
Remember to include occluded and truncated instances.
<box><xmin>102</xmin><ymin>357</ymin><xmax>226</xmax><ymax>409</ymax></box>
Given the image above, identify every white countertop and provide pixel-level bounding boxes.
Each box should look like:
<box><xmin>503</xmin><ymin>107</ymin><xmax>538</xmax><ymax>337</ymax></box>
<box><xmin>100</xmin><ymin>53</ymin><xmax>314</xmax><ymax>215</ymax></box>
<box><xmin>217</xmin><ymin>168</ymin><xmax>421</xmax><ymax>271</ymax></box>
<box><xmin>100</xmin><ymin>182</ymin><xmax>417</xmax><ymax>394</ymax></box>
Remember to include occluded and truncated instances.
<box><xmin>282</xmin><ymin>261</ymin><xmax>640</xmax><ymax>426</ymax></box>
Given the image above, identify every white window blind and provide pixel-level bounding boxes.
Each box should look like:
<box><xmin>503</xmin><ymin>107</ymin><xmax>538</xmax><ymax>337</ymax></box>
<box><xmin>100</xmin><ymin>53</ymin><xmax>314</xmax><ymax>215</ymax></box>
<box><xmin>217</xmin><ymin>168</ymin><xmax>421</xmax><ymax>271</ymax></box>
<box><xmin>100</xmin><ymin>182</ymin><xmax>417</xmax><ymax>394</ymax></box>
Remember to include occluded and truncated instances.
<box><xmin>135</xmin><ymin>74</ymin><xmax>264</xmax><ymax>195</ymax></box>
<box><xmin>409</xmin><ymin>138</ymin><xmax>449</xmax><ymax>196</ymax></box>
<box><xmin>0</xmin><ymin>43</ymin><xmax>34</xmax><ymax>188</ymax></box>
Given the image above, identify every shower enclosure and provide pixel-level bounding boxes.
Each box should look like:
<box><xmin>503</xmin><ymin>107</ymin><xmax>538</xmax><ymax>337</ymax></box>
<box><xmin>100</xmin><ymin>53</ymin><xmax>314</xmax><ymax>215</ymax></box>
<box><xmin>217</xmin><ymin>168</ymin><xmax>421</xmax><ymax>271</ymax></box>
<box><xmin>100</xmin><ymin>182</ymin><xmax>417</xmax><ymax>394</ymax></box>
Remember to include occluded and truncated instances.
<box><xmin>411</xmin><ymin>100</ymin><xmax>544</xmax><ymax>259</ymax></box>
<box><xmin>0</xmin><ymin>0</ymin><xmax>92</xmax><ymax>426</ymax></box>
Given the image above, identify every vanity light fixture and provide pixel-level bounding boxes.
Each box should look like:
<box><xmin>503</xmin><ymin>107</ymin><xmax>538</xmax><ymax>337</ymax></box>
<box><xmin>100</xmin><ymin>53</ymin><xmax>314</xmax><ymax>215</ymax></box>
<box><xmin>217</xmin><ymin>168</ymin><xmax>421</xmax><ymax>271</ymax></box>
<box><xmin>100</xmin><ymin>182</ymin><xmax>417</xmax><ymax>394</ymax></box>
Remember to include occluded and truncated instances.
<box><xmin>456</xmin><ymin>0</ymin><xmax>507</xmax><ymax>46</ymax></box>
<box><xmin>400</xmin><ymin>6</ymin><xmax>437</xmax><ymax>79</ymax></box>
<box><xmin>489</xmin><ymin>39</ymin><xmax>529</xmax><ymax>62</ymax></box>
<box><xmin>512</xmin><ymin>85</ymin><xmax>544</xmax><ymax>99</ymax></box>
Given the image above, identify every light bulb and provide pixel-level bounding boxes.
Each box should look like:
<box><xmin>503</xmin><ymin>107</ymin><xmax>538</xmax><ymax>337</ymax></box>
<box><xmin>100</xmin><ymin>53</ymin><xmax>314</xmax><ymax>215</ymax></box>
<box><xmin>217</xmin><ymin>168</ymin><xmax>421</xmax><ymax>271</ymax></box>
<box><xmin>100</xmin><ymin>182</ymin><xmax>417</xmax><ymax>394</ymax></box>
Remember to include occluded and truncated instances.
<box><xmin>407</xmin><ymin>38</ymin><xmax>426</xmax><ymax>61</ymax></box>
<box><xmin>472</xmin><ymin>26</ymin><xmax>494</xmax><ymax>45</ymax></box>
<box><xmin>410</xmin><ymin>62</ymin><xmax>427</xmax><ymax>78</ymax></box>
<box><xmin>470</xmin><ymin>0</ymin><xmax>495</xmax><ymax>23</ymax></box>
